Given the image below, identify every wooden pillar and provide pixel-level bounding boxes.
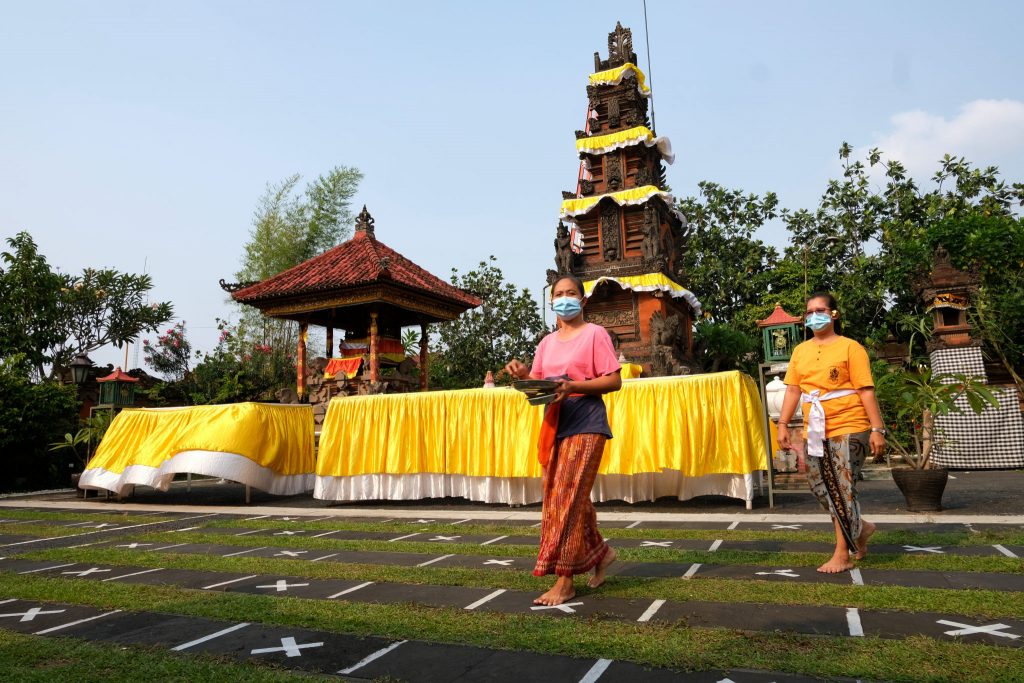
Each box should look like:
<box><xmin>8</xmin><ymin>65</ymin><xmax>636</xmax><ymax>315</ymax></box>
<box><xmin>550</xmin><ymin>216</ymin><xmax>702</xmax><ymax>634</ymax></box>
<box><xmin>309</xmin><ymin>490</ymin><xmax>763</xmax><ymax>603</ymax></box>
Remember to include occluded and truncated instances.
<box><xmin>297</xmin><ymin>322</ymin><xmax>308</xmax><ymax>399</ymax></box>
<box><xmin>326</xmin><ymin>326</ymin><xmax>334</xmax><ymax>358</ymax></box>
<box><xmin>369</xmin><ymin>311</ymin><xmax>380</xmax><ymax>382</ymax></box>
<box><xmin>419</xmin><ymin>323</ymin><xmax>429</xmax><ymax>391</ymax></box>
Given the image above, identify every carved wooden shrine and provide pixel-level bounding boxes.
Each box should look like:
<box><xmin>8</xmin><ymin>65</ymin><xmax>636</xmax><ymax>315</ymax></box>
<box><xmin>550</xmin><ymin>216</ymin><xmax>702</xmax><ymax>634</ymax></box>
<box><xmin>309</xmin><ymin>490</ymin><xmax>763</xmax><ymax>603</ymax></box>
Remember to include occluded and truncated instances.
<box><xmin>223</xmin><ymin>207</ymin><xmax>480</xmax><ymax>399</ymax></box>
<box><xmin>552</xmin><ymin>23</ymin><xmax>701</xmax><ymax>376</ymax></box>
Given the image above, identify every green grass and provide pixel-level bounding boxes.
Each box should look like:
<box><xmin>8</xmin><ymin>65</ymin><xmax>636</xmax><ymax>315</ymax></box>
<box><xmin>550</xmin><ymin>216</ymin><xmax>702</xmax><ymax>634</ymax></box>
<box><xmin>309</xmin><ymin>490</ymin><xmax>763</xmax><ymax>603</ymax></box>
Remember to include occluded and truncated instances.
<box><xmin>0</xmin><ymin>509</ymin><xmax>174</xmax><ymax>524</ymax></box>
<box><xmin>0</xmin><ymin>629</ymin><xmax>332</xmax><ymax>682</ymax></box>
<box><xmin>1</xmin><ymin>573</ymin><xmax>1022</xmax><ymax>682</ymax></box>
<box><xmin>15</xmin><ymin>546</ymin><xmax>1024</xmax><ymax>619</ymax></box>
<box><xmin>116</xmin><ymin>529</ymin><xmax>1024</xmax><ymax>574</ymax></box>
<box><xmin>214</xmin><ymin>517</ymin><xmax>1024</xmax><ymax>547</ymax></box>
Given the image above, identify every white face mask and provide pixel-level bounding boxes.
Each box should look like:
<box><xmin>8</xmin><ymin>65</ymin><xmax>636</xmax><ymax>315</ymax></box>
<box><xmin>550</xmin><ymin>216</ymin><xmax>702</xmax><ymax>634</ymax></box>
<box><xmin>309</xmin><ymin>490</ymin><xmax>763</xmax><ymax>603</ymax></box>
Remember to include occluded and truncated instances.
<box><xmin>805</xmin><ymin>311</ymin><xmax>832</xmax><ymax>331</ymax></box>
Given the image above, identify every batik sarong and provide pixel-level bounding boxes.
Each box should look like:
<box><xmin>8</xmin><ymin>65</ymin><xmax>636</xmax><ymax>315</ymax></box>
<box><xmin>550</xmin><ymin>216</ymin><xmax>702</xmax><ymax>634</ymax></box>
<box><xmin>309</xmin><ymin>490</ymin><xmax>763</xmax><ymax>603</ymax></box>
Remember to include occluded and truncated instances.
<box><xmin>533</xmin><ymin>432</ymin><xmax>610</xmax><ymax>577</ymax></box>
<box><xmin>806</xmin><ymin>430</ymin><xmax>869</xmax><ymax>550</ymax></box>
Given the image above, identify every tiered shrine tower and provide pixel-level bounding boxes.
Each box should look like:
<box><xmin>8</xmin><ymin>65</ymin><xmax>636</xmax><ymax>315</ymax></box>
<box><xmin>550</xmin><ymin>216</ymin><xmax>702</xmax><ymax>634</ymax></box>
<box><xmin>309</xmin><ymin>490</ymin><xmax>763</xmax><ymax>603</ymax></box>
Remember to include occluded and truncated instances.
<box><xmin>551</xmin><ymin>22</ymin><xmax>701</xmax><ymax>376</ymax></box>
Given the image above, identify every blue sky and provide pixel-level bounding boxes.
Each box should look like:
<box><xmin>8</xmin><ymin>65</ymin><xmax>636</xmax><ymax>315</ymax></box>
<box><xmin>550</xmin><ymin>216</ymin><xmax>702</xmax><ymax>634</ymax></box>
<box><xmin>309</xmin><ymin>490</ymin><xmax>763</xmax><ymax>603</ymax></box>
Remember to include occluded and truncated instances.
<box><xmin>3</xmin><ymin>1</ymin><xmax>1023</xmax><ymax>369</ymax></box>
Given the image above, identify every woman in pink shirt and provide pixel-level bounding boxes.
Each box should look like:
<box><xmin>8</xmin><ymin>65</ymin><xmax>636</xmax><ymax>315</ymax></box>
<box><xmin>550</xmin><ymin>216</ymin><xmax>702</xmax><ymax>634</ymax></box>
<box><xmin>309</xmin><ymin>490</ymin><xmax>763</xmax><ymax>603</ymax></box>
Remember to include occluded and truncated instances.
<box><xmin>504</xmin><ymin>275</ymin><xmax>622</xmax><ymax>606</ymax></box>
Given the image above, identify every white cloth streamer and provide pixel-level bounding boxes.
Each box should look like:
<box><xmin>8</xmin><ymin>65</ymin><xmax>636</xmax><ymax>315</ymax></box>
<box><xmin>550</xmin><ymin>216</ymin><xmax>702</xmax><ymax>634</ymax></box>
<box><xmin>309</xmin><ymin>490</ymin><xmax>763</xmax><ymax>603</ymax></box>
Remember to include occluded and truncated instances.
<box><xmin>802</xmin><ymin>389</ymin><xmax>858</xmax><ymax>457</ymax></box>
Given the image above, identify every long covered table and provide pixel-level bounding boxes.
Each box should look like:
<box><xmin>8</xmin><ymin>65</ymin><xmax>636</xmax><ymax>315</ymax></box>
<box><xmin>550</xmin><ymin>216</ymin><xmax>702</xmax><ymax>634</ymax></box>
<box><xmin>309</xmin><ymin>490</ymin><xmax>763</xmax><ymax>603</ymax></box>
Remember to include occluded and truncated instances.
<box><xmin>79</xmin><ymin>403</ymin><xmax>315</xmax><ymax>496</ymax></box>
<box><xmin>315</xmin><ymin>371</ymin><xmax>767</xmax><ymax>506</ymax></box>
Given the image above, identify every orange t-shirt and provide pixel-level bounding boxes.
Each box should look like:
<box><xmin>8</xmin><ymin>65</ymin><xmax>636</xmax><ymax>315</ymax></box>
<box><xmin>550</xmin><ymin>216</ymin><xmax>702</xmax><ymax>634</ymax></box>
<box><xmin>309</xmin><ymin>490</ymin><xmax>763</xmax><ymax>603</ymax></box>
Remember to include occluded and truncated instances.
<box><xmin>783</xmin><ymin>336</ymin><xmax>873</xmax><ymax>439</ymax></box>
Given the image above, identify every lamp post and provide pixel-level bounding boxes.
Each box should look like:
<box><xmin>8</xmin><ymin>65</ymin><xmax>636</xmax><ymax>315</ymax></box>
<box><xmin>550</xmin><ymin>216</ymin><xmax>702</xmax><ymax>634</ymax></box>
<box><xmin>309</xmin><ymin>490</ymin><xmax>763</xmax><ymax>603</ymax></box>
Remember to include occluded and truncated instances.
<box><xmin>70</xmin><ymin>353</ymin><xmax>93</xmax><ymax>385</ymax></box>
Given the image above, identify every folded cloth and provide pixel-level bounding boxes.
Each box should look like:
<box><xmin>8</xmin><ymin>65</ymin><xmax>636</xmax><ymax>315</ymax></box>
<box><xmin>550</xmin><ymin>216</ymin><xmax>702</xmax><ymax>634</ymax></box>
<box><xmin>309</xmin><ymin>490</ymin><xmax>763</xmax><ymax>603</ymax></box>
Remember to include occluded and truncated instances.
<box><xmin>801</xmin><ymin>389</ymin><xmax>858</xmax><ymax>457</ymax></box>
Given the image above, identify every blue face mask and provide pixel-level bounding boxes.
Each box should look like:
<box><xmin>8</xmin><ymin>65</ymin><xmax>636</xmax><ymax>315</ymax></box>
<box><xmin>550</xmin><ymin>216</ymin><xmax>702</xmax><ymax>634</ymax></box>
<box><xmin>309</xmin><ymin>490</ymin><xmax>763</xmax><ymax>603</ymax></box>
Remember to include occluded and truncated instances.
<box><xmin>552</xmin><ymin>296</ymin><xmax>583</xmax><ymax>321</ymax></box>
<box><xmin>805</xmin><ymin>311</ymin><xmax>833</xmax><ymax>331</ymax></box>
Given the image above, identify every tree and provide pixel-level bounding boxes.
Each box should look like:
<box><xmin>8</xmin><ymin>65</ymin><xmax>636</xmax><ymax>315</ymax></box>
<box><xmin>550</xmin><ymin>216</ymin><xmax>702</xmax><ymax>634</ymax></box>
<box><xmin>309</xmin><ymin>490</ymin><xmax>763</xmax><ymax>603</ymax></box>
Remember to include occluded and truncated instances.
<box><xmin>0</xmin><ymin>232</ymin><xmax>65</xmax><ymax>376</ymax></box>
<box><xmin>780</xmin><ymin>144</ymin><xmax>1024</xmax><ymax>353</ymax></box>
<box><xmin>675</xmin><ymin>181</ymin><xmax>781</xmax><ymax>333</ymax></box>
<box><xmin>235</xmin><ymin>166</ymin><xmax>363</xmax><ymax>352</ymax></box>
<box><xmin>431</xmin><ymin>256</ymin><xmax>544</xmax><ymax>389</ymax></box>
<box><xmin>0</xmin><ymin>231</ymin><xmax>173</xmax><ymax>378</ymax></box>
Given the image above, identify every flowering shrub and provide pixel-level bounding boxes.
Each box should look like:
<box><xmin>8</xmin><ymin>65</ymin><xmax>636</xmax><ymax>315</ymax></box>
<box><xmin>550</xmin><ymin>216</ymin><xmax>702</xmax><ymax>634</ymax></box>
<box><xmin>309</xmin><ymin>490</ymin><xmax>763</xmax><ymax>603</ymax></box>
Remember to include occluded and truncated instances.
<box><xmin>142</xmin><ymin>321</ymin><xmax>191</xmax><ymax>380</ymax></box>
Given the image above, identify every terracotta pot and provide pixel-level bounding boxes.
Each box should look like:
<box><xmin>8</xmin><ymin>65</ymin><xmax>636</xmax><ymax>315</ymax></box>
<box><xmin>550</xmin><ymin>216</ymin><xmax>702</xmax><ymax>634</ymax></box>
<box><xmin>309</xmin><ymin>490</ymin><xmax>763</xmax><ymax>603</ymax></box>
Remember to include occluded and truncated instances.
<box><xmin>892</xmin><ymin>466</ymin><xmax>949</xmax><ymax>512</ymax></box>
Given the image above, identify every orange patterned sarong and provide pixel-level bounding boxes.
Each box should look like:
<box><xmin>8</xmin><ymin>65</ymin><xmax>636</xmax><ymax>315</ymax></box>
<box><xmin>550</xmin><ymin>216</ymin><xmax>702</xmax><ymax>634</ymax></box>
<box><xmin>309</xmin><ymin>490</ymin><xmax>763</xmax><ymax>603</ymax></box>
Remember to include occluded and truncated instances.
<box><xmin>533</xmin><ymin>433</ymin><xmax>610</xmax><ymax>577</ymax></box>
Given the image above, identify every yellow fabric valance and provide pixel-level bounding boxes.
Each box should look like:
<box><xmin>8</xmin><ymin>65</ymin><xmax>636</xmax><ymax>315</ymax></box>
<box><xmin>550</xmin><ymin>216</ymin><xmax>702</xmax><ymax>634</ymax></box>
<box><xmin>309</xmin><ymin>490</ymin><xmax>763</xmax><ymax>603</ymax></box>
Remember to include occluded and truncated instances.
<box><xmin>315</xmin><ymin>371</ymin><xmax>766</xmax><ymax>479</ymax></box>
<box><xmin>560</xmin><ymin>185</ymin><xmax>671</xmax><ymax>220</ymax></box>
<box><xmin>584</xmin><ymin>273</ymin><xmax>703</xmax><ymax>316</ymax></box>
<box><xmin>576</xmin><ymin>125</ymin><xmax>674</xmax><ymax>164</ymax></box>
<box><xmin>589</xmin><ymin>63</ymin><xmax>651</xmax><ymax>97</ymax></box>
<box><xmin>79</xmin><ymin>403</ymin><xmax>315</xmax><ymax>495</ymax></box>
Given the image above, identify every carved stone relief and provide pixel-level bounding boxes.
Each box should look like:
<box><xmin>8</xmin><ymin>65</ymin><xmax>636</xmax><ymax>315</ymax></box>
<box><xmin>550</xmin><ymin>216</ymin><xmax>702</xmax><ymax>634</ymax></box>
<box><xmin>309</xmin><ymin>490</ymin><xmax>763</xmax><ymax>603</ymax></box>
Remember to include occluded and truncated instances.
<box><xmin>600</xmin><ymin>201</ymin><xmax>621</xmax><ymax>261</ymax></box>
<box><xmin>554</xmin><ymin>221</ymin><xmax>574</xmax><ymax>275</ymax></box>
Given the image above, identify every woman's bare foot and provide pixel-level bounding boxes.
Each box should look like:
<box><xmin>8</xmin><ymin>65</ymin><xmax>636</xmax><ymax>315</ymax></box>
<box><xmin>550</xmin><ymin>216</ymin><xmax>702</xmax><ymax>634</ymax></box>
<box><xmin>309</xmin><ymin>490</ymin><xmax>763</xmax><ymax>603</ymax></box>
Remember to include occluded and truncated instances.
<box><xmin>854</xmin><ymin>521</ymin><xmax>876</xmax><ymax>560</ymax></box>
<box><xmin>817</xmin><ymin>551</ymin><xmax>854</xmax><ymax>573</ymax></box>
<box><xmin>588</xmin><ymin>546</ymin><xmax>617</xmax><ymax>588</ymax></box>
<box><xmin>533</xmin><ymin>576</ymin><xmax>576</xmax><ymax>606</ymax></box>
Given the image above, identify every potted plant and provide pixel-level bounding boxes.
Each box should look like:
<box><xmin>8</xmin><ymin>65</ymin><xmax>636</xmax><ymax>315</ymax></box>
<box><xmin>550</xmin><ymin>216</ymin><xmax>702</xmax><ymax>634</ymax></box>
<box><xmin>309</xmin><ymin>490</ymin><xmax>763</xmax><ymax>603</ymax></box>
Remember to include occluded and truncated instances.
<box><xmin>875</xmin><ymin>366</ymin><xmax>997</xmax><ymax>511</ymax></box>
<box><xmin>50</xmin><ymin>410</ymin><xmax>114</xmax><ymax>495</ymax></box>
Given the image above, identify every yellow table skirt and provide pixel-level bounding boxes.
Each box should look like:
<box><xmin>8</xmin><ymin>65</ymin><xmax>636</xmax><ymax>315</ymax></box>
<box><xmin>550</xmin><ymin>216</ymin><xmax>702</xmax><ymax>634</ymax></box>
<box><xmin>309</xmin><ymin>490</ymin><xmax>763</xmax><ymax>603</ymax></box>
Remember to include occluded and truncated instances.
<box><xmin>79</xmin><ymin>403</ymin><xmax>315</xmax><ymax>496</ymax></box>
<box><xmin>316</xmin><ymin>371</ymin><xmax>766</xmax><ymax>481</ymax></box>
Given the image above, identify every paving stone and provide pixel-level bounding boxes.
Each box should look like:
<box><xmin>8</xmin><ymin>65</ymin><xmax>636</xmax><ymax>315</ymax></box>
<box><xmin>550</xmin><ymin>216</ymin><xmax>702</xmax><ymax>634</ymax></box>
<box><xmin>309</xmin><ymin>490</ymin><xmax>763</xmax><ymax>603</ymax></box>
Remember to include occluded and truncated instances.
<box><xmin>732</xmin><ymin>522</ymin><xmax>833</xmax><ymax>531</ymax></box>
<box><xmin>62</xmin><ymin>611</ymin><xmax>213</xmax><ymax>646</ymax></box>
<box><xmin>175</xmin><ymin>619</ymin><xmax>396</xmax><ymax>673</ymax></box>
<box><xmin>0</xmin><ymin>534</ymin><xmax>37</xmax><ymax>545</ymax></box>
<box><xmin>363</xmin><ymin>582</ymin><xmax>499</xmax><ymax>609</ymax></box>
<box><xmin>860</xmin><ymin>608</ymin><xmax>1024</xmax><ymax>647</ymax></box>
<box><xmin>483</xmin><ymin>589</ymin><xmax>650</xmax><ymax>621</ymax></box>
<box><xmin>614</xmin><ymin>562</ymin><xmax>691</xmax><ymax>578</ymax></box>
<box><xmin>656</xmin><ymin>600</ymin><xmax>850</xmax><ymax>636</ymax></box>
<box><xmin>438</xmin><ymin>554</ymin><xmax>536</xmax><ymax>571</ymax></box>
<box><xmin>636</xmin><ymin>520</ymin><xmax>737</xmax><ymax>530</ymax></box>
<box><xmin>695</xmin><ymin>563</ymin><xmax>853</xmax><ymax>585</ymax></box>
<box><xmin>600</xmin><ymin>660</ymin><xmax>865</xmax><ymax>682</ymax></box>
<box><xmin>364</xmin><ymin>642</ymin><xmax>605</xmax><ymax>682</ymax></box>
<box><xmin>612</xmin><ymin>538</ymin><xmax>708</xmax><ymax>550</ymax></box>
<box><xmin>0</xmin><ymin>599</ymin><xmax>104</xmax><ymax>634</ymax></box>
<box><xmin>941</xmin><ymin>571</ymin><xmax>1024</xmax><ymax>592</ymax></box>
<box><xmin>858</xmin><ymin>569</ymin><xmax>956</xmax><ymax>590</ymax></box>
<box><xmin>230</xmin><ymin>576</ymin><xmax>368</xmax><ymax>600</ymax></box>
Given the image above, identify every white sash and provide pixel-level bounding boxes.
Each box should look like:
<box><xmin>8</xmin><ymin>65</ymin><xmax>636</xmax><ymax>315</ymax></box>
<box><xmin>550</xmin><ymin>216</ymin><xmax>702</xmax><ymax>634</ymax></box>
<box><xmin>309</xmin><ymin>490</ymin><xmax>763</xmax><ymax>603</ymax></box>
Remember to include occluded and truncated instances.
<box><xmin>801</xmin><ymin>389</ymin><xmax>857</xmax><ymax>457</ymax></box>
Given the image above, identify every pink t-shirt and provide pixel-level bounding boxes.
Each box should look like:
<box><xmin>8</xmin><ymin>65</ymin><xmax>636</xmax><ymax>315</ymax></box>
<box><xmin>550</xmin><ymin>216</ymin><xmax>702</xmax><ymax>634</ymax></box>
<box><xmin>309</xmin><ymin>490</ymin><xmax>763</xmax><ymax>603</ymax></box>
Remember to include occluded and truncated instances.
<box><xmin>530</xmin><ymin>323</ymin><xmax>622</xmax><ymax>439</ymax></box>
<box><xmin>531</xmin><ymin>323</ymin><xmax>621</xmax><ymax>382</ymax></box>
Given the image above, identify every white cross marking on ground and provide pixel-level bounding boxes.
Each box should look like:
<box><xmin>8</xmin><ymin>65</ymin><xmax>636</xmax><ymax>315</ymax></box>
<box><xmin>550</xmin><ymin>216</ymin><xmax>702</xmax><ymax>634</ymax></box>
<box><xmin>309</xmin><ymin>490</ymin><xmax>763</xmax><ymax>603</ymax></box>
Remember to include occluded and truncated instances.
<box><xmin>274</xmin><ymin>550</ymin><xmax>307</xmax><ymax>557</ymax></box>
<box><xmin>937</xmin><ymin>619</ymin><xmax>1020</xmax><ymax>639</ymax></box>
<box><xmin>414</xmin><ymin>519</ymin><xmax>435</xmax><ymax>524</ymax></box>
<box><xmin>61</xmin><ymin>567</ymin><xmax>111</xmax><ymax>577</ymax></box>
<box><xmin>531</xmin><ymin>601</ymin><xmax>584</xmax><ymax>613</ymax></box>
<box><xmin>274</xmin><ymin>530</ymin><xmax>303</xmax><ymax>536</ymax></box>
<box><xmin>278</xmin><ymin>517</ymin><xmax>299</xmax><ymax>521</ymax></box>
<box><xmin>429</xmin><ymin>535</ymin><xmax>460</xmax><ymax>541</ymax></box>
<box><xmin>256</xmin><ymin>580</ymin><xmax>309</xmax><ymax>592</ymax></box>
<box><xmin>86</xmin><ymin>523</ymin><xmax>116</xmax><ymax>529</ymax></box>
<box><xmin>755</xmin><ymin>569</ymin><xmax>800</xmax><ymax>578</ymax></box>
<box><xmin>640</xmin><ymin>541</ymin><xmax>673</xmax><ymax>547</ymax></box>
<box><xmin>904</xmin><ymin>545</ymin><xmax>944</xmax><ymax>553</ymax></box>
<box><xmin>251</xmin><ymin>636</ymin><xmax>323</xmax><ymax>658</ymax></box>
<box><xmin>0</xmin><ymin>607</ymin><xmax>65</xmax><ymax>622</ymax></box>
<box><xmin>116</xmin><ymin>543</ymin><xmax>152</xmax><ymax>548</ymax></box>
<box><xmin>484</xmin><ymin>559</ymin><xmax>514</xmax><ymax>566</ymax></box>
<box><xmin>771</xmin><ymin>524</ymin><xmax>801</xmax><ymax>530</ymax></box>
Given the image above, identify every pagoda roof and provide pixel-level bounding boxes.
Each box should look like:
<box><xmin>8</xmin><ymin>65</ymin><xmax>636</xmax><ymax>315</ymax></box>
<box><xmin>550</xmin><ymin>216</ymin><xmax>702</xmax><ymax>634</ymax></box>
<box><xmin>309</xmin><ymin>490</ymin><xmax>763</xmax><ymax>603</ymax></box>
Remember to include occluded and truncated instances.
<box><xmin>97</xmin><ymin>367</ymin><xmax>139</xmax><ymax>383</ymax></box>
<box><xmin>756</xmin><ymin>303</ymin><xmax>802</xmax><ymax>327</ymax></box>
<box><xmin>228</xmin><ymin>208</ymin><xmax>480</xmax><ymax>321</ymax></box>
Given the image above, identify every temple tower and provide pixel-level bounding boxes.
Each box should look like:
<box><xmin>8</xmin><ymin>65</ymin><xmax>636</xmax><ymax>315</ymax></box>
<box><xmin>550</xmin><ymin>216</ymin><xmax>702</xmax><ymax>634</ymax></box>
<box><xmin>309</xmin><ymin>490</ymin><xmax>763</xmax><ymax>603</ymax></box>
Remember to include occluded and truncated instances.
<box><xmin>551</xmin><ymin>22</ymin><xmax>701</xmax><ymax>376</ymax></box>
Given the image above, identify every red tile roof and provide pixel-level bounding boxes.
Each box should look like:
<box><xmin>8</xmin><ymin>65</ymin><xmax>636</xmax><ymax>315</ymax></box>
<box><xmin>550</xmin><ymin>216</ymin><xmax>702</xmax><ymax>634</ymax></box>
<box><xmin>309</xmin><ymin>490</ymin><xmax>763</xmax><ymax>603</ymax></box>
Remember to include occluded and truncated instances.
<box><xmin>231</xmin><ymin>229</ymin><xmax>480</xmax><ymax>309</ymax></box>
<box><xmin>756</xmin><ymin>303</ymin><xmax>802</xmax><ymax>327</ymax></box>
<box><xmin>97</xmin><ymin>367</ymin><xmax>139</xmax><ymax>383</ymax></box>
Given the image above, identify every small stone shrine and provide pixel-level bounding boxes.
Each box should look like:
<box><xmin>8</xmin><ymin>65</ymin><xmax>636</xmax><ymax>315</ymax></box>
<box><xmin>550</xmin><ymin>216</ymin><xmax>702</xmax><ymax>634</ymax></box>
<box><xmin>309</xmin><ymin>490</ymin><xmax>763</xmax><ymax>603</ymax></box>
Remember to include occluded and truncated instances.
<box><xmin>551</xmin><ymin>22</ymin><xmax>702</xmax><ymax>376</ymax></box>
<box><xmin>920</xmin><ymin>247</ymin><xmax>1024</xmax><ymax>468</ymax></box>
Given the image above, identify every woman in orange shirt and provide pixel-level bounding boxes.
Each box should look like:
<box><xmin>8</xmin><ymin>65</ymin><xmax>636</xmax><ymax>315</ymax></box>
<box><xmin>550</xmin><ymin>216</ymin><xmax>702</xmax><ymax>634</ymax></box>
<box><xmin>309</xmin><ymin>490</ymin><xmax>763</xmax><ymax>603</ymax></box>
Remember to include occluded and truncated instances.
<box><xmin>777</xmin><ymin>292</ymin><xmax>887</xmax><ymax>573</ymax></box>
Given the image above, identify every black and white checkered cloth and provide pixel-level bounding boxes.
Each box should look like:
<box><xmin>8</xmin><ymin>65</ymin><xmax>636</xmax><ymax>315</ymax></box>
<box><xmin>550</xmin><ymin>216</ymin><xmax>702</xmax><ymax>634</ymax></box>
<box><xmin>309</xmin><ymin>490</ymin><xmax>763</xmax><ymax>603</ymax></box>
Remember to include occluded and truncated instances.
<box><xmin>931</xmin><ymin>386</ymin><xmax>1024</xmax><ymax>469</ymax></box>
<box><xmin>927</xmin><ymin>347</ymin><xmax>1024</xmax><ymax>468</ymax></box>
<box><xmin>930</xmin><ymin>347</ymin><xmax>986</xmax><ymax>383</ymax></box>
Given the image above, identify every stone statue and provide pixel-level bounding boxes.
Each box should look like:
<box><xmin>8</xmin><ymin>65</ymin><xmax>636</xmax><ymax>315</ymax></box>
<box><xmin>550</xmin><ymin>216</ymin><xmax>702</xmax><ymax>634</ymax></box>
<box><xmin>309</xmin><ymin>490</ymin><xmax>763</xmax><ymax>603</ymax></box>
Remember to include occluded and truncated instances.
<box><xmin>641</xmin><ymin>206</ymin><xmax>661</xmax><ymax>261</ymax></box>
<box><xmin>554</xmin><ymin>221</ymin><xmax>574</xmax><ymax>274</ymax></box>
